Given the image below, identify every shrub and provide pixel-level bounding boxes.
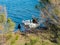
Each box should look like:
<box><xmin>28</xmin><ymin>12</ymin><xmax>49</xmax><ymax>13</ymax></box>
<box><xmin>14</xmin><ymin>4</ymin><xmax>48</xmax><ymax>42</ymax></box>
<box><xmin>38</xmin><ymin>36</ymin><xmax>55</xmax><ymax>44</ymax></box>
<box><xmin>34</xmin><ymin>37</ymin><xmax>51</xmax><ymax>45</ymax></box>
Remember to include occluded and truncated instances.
<box><xmin>0</xmin><ymin>13</ymin><xmax>6</xmax><ymax>23</ymax></box>
<box><xmin>7</xmin><ymin>18</ymin><xmax>15</xmax><ymax>32</ymax></box>
<box><xmin>6</xmin><ymin>34</ymin><xmax>12</xmax><ymax>40</ymax></box>
<box><xmin>10</xmin><ymin>39</ymin><xmax>15</xmax><ymax>45</ymax></box>
<box><xmin>15</xmin><ymin>35</ymin><xmax>19</xmax><ymax>40</ymax></box>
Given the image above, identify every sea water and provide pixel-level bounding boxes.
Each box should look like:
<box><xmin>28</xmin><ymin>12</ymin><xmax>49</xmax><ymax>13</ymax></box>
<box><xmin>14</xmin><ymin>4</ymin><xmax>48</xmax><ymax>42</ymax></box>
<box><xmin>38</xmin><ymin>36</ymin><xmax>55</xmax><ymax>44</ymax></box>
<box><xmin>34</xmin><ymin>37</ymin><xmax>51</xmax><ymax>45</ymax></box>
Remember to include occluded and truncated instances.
<box><xmin>0</xmin><ymin>0</ymin><xmax>41</xmax><ymax>31</ymax></box>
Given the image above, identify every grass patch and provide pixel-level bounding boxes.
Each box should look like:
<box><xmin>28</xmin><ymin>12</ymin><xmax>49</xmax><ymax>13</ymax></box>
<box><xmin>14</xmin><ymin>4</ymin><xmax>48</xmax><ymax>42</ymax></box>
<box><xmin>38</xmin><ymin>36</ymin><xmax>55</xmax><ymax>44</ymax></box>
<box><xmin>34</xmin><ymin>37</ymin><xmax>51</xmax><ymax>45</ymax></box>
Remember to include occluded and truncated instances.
<box><xmin>15</xmin><ymin>34</ymin><xmax>19</xmax><ymax>40</ymax></box>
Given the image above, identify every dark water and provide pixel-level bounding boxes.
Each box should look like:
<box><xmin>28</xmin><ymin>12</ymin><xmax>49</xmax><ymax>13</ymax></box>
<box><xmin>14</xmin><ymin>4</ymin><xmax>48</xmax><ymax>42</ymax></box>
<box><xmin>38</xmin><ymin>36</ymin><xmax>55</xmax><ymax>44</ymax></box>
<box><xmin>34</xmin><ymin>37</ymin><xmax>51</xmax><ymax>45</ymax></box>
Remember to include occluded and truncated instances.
<box><xmin>0</xmin><ymin>0</ymin><xmax>40</xmax><ymax>31</ymax></box>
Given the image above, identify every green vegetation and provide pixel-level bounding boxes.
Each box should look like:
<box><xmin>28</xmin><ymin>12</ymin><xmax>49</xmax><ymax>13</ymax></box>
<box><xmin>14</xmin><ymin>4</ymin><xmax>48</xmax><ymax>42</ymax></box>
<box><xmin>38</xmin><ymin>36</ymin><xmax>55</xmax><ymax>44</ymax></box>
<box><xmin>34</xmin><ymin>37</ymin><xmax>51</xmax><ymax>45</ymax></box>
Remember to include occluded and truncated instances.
<box><xmin>29</xmin><ymin>37</ymin><xmax>38</xmax><ymax>45</ymax></box>
<box><xmin>10</xmin><ymin>34</ymin><xmax>19</xmax><ymax>45</ymax></box>
<box><xmin>7</xmin><ymin>18</ymin><xmax>15</xmax><ymax>32</ymax></box>
<box><xmin>6</xmin><ymin>33</ymin><xmax>12</xmax><ymax>40</ymax></box>
<box><xmin>35</xmin><ymin>0</ymin><xmax>60</xmax><ymax>45</ymax></box>
<box><xmin>0</xmin><ymin>0</ymin><xmax>60</xmax><ymax>45</ymax></box>
<box><xmin>0</xmin><ymin>13</ymin><xmax>6</xmax><ymax>23</ymax></box>
<box><xmin>0</xmin><ymin>13</ymin><xmax>15</xmax><ymax>31</ymax></box>
<box><xmin>10</xmin><ymin>38</ymin><xmax>16</xmax><ymax>45</ymax></box>
<box><xmin>25</xmin><ymin>36</ymin><xmax>38</xmax><ymax>45</ymax></box>
<box><xmin>15</xmin><ymin>34</ymin><xmax>19</xmax><ymax>40</ymax></box>
<box><xmin>53</xmin><ymin>7</ymin><xmax>60</xmax><ymax>17</ymax></box>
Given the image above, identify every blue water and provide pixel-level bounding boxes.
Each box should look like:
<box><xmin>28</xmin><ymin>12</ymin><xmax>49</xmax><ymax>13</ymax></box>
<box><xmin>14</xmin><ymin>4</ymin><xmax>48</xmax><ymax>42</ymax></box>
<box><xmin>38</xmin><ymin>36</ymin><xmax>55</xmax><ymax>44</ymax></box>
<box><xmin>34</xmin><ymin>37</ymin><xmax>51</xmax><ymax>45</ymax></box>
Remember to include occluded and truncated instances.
<box><xmin>0</xmin><ymin>0</ymin><xmax>41</xmax><ymax>31</ymax></box>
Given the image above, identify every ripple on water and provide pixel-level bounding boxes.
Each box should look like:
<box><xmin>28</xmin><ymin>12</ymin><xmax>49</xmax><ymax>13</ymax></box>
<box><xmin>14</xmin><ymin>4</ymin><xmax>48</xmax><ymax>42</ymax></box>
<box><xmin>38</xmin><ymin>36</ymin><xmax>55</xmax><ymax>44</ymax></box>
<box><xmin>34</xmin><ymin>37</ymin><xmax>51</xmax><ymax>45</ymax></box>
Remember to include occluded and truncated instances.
<box><xmin>0</xmin><ymin>0</ymin><xmax>40</xmax><ymax>31</ymax></box>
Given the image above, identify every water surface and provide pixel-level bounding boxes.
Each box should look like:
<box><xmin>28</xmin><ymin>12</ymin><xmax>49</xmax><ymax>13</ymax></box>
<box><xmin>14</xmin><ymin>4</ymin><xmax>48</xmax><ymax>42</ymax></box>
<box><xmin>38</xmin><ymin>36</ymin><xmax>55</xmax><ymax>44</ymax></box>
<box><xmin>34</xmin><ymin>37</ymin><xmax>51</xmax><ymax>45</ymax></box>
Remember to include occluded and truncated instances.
<box><xmin>0</xmin><ymin>0</ymin><xmax>40</xmax><ymax>31</ymax></box>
